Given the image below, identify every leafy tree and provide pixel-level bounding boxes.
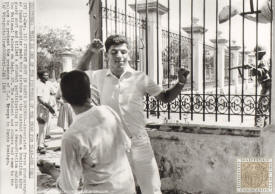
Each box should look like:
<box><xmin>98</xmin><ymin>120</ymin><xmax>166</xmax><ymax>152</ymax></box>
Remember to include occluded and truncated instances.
<box><xmin>162</xmin><ymin>39</ymin><xmax>191</xmax><ymax>81</ymax></box>
<box><xmin>37</xmin><ymin>26</ymin><xmax>74</xmax><ymax>77</ymax></box>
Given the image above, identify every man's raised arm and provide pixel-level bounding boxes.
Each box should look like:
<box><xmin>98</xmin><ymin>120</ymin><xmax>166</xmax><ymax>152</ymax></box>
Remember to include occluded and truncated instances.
<box><xmin>156</xmin><ymin>68</ymin><xmax>189</xmax><ymax>103</ymax></box>
<box><xmin>77</xmin><ymin>39</ymin><xmax>104</xmax><ymax>71</ymax></box>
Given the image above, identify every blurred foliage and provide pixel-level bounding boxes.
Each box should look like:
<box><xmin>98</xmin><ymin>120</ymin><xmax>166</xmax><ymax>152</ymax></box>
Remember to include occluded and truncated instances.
<box><xmin>37</xmin><ymin>26</ymin><xmax>74</xmax><ymax>76</ymax></box>
<box><xmin>162</xmin><ymin>39</ymin><xmax>191</xmax><ymax>82</ymax></box>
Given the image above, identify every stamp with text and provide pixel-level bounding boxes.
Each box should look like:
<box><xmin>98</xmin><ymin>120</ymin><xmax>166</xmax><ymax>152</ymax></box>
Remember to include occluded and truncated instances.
<box><xmin>237</xmin><ymin>158</ymin><xmax>272</xmax><ymax>192</ymax></box>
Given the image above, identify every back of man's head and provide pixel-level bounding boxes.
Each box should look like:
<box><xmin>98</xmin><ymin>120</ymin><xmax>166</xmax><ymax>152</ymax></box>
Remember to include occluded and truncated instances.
<box><xmin>61</xmin><ymin>70</ymin><xmax>91</xmax><ymax>106</ymax></box>
<box><xmin>59</xmin><ymin>72</ymin><xmax>68</xmax><ymax>79</ymax></box>
<box><xmin>105</xmin><ymin>34</ymin><xmax>129</xmax><ymax>52</ymax></box>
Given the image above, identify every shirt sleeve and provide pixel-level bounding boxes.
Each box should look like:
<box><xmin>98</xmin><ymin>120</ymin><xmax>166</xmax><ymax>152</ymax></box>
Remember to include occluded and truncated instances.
<box><xmin>48</xmin><ymin>82</ymin><xmax>56</xmax><ymax>95</ymax></box>
<box><xmin>56</xmin><ymin>87</ymin><xmax>62</xmax><ymax>99</ymax></box>
<box><xmin>144</xmin><ymin>74</ymin><xmax>163</xmax><ymax>97</ymax></box>
<box><xmin>90</xmin><ymin>85</ymin><xmax>101</xmax><ymax>105</ymax></box>
<box><xmin>85</xmin><ymin>70</ymin><xmax>94</xmax><ymax>85</ymax></box>
<box><xmin>56</xmin><ymin>137</ymin><xmax>83</xmax><ymax>194</ymax></box>
<box><xmin>85</xmin><ymin>70</ymin><xmax>101</xmax><ymax>105</ymax></box>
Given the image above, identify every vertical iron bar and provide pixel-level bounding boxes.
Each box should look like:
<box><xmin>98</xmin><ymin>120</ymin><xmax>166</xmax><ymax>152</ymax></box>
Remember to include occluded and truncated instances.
<box><xmin>215</xmin><ymin>0</ymin><xmax>218</xmax><ymax>121</ymax></box>
<box><xmin>146</xmin><ymin>0</ymin><xmax>149</xmax><ymax>118</ymax></box>
<box><xmin>167</xmin><ymin>0</ymin><xmax>170</xmax><ymax>119</ymax></box>
<box><xmin>157</xmin><ymin>0</ymin><xmax>160</xmax><ymax>118</ymax></box>
<box><xmin>135</xmin><ymin>0</ymin><xmax>138</xmax><ymax>70</ymax></box>
<box><xmin>228</xmin><ymin>0</ymin><xmax>232</xmax><ymax>122</ymax></box>
<box><xmin>203</xmin><ymin>0</ymin><xmax>206</xmax><ymax>121</ymax></box>
<box><xmin>179</xmin><ymin>0</ymin><xmax>182</xmax><ymax>120</ymax></box>
<box><xmin>115</xmin><ymin>0</ymin><xmax>117</xmax><ymax>34</ymax></box>
<box><xmin>191</xmin><ymin>0</ymin><xmax>194</xmax><ymax>120</ymax></box>
<box><xmin>254</xmin><ymin>0</ymin><xmax>259</xmax><ymax>126</ymax></box>
<box><xmin>105</xmin><ymin>0</ymin><xmax>108</xmax><ymax>37</ymax></box>
<box><xmin>241</xmin><ymin>0</ymin><xmax>244</xmax><ymax>123</ymax></box>
<box><xmin>125</xmin><ymin>0</ymin><xmax>127</xmax><ymax>37</ymax></box>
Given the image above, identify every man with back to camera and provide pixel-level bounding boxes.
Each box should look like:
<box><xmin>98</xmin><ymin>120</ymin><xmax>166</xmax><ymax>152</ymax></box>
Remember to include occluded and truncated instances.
<box><xmin>38</xmin><ymin>70</ymin><xmax>135</xmax><ymax>194</ymax></box>
<box><xmin>78</xmin><ymin>34</ymin><xmax>189</xmax><ymax>194</ymax></box>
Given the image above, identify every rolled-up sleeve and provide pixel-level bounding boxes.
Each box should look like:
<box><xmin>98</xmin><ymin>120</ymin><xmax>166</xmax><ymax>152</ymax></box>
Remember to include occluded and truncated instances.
<box><xmin>90</xmin><ymin>85</ymin><xmax>100</xmax><ymax>105</ymax></box>
<box><xmin>144</xmin><ymin>74</ymin><xmax>163</xmax><ymax>97</ymax></box>
<box><xmin>56</xmin><ymin>137</ymin><xmax>83</xmax><ymax>194</ymax></box>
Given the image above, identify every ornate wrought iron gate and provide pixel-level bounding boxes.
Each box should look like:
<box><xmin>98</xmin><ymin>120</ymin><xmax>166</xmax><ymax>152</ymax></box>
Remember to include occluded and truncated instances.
<box><xmin>89</xmin><ymin>0</ymin><xmax>273</xmax><ymax>127</ymax></box>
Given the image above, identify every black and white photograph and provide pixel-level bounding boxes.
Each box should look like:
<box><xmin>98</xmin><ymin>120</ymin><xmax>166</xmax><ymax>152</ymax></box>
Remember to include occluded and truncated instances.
<box><xmin>1</xmin><ymin>0</ymin><xmax>275</xmax><ymax>193</ymax></box>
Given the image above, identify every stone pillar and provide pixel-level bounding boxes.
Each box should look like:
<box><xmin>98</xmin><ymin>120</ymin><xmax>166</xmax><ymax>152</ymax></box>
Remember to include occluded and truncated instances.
<box><xmin>230</xmin><ymin>41</ymin><xmax>241</xmax><ymax>94</ymax></box>
<box><xmin>183</xmin><ymin>18</ymin><xmax>208</xmax><ymax>92</ymax></box>
<box><xmin>211</xmin><ymin>32</ymin><xmax>228</xmax><ymax>93</ymax></box>
<box><xmin>59</xmin><ymin>51</ymin><xmax>75</xmax><ymax>72</ymax></box>
<box><xmin>130</xmin><ymin>1</ymin><xmax>168</xmax><ymax>84</ymax></box>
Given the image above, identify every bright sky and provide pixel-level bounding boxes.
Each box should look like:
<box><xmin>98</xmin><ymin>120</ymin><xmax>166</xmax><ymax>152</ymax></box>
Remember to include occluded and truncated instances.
<box><xmin>37</xmin><ymin>0</ymin><xmax>90</xmax><ymax>48</ymax></box>
<box><xmin>37</xmin><ymin>0</ymin><xmax>271</xmax><ymax>53</ymax></box>
<box><xmin>159</xmin><ymin>0</ymin><xmax>271</xmax><ymax>53</ymax></box>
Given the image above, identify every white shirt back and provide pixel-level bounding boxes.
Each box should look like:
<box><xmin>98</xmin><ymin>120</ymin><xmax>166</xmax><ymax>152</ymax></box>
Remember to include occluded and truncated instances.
<box><xmin>57</xmin><ymin>105</ymin><xmax>134</xmax><ymax>194</ymax></box>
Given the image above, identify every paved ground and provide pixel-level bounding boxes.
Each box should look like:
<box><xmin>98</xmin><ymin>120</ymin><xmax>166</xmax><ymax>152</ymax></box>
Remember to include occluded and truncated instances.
<box><xmin>37</xmin><ymin>117</ymin><xmax>63</xmax><ymax>194</ymax></box>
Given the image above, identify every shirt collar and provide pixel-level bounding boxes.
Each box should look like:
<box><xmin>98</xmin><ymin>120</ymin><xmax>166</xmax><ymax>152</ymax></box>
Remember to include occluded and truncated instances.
<box><xmin>105</xmin><ymin>65</ymin><xmax>135</xmax><ymax>77</ymax></box>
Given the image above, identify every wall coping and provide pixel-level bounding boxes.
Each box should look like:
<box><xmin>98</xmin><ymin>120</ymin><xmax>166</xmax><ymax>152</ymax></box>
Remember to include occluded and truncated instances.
<box><xmin>129</xmin><ymin>2</ymin><xmax>168</xmax><ymax>15</ymax></box>
<box><xmin>146</xmin><ymin>123</ymin><xmax>261</xmax><ymax>137</ymax></box>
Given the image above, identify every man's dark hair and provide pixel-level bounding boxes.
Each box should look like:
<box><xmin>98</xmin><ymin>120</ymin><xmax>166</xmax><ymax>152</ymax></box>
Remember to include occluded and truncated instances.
<box><xmin>105</xmin><ymin>34</ymin><xmax>129</xmax><ymax>52</ymax></box>
<box><xmin>60</xmin><ymin>72</ymin><xmax>68</xmax><ymax>79</ymax></box>
<box><xmin>60</xmin><ymin>70</ymin><xmax>91</xmax><ymax>106</ymax></box>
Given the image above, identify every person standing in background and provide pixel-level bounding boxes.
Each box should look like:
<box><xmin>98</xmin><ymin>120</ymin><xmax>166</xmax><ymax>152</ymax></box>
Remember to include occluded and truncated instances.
<box><xmin>37</xmin><ymin>70</ymin><xmax>56</xmax><ymax>154</ymax></box>
<box><xmin>45</xmin><ymin>77</ymin><xmax>58</xmax><ymax>139</ymax></box>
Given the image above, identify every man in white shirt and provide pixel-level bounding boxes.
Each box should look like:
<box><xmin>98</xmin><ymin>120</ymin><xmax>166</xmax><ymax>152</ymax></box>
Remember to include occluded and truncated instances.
<box><xmin>78</xmin><ymin>35</ymin><xmax>189</xmax><ymax>194</ymax></box>
<box><xmin>38</xmin><ymin>70</ymin><xmax>135</xmax><ymax>194</ymax></box>
<box><xmin>37</xmin><ymin>70</ymin><xmax>56</xmax><ymax>154</ymax></box>
<box><xmin>45</xmin><ymin>79</ymin><xmax>58</xmax><ymax>139</ymax></box>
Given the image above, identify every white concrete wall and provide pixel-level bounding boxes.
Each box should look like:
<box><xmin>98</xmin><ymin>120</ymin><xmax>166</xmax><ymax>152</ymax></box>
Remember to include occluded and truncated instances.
<box><xmin>148</xmin><ymin>127</ymin><xmax>261</xmax><ymax>194</ymax></box>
